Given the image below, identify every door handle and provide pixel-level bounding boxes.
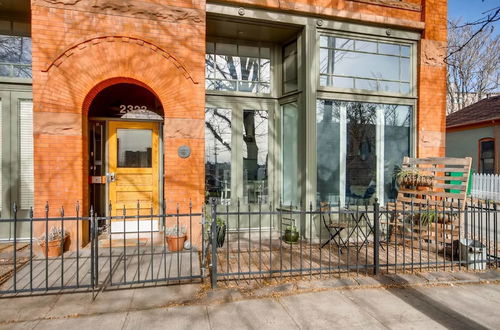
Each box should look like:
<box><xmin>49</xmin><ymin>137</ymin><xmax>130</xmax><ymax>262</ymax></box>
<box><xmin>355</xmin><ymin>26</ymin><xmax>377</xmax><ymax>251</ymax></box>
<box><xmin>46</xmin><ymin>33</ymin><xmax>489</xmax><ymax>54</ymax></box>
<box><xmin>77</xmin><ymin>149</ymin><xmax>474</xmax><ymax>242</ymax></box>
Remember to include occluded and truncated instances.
<box><xmin>106</xmin><ymin>172</ymin><xmax>116</xmax><ymax>183</ymax></box>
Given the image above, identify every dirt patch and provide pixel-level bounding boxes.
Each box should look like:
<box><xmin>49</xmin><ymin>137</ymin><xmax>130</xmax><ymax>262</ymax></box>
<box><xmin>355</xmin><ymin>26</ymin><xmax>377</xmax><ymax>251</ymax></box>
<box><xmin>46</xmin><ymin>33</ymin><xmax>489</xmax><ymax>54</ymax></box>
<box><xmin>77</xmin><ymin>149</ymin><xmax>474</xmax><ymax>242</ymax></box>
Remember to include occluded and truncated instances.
<box><xmin>0</xmin><ymin>243</ymin><xmax>31</xmax><ymax>286</ymax></box>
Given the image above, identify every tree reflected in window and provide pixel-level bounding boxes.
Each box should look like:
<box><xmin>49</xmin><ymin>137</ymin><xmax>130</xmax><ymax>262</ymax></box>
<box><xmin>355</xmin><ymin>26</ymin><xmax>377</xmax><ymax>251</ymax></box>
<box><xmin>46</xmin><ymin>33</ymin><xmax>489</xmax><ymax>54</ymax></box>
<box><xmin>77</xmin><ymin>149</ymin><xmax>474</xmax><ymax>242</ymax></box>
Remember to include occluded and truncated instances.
<box><xmin>243</xmin><ymin>110</ymin><xmax>268</xmax><ymax>204</ymax></box>
<box><xmin>0</xmin><ymin>35</ymin><xmax>31</xmax><ymax>78</ymax></box>
<box><xmin>205</xmin><ymin>108</ymin><xmax>232</xmax><ymax>204</ymax></box>
<box><xmin>206</xmin><ymin>42</ymin><xmax>270</xmax><ymax>94</ymax></box>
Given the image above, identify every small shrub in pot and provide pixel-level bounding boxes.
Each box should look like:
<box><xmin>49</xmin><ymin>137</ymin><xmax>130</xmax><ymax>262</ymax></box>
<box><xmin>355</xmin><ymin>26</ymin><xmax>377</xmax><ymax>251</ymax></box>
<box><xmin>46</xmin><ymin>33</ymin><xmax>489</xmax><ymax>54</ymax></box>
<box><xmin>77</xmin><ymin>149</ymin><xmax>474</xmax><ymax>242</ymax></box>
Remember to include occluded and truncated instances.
<box><xmin>165</xmin><ymin>225</ymin><xmax>187</xmax><ymax>252</ymax></box>
<box><xmin>38</xmin><ymin>227</ymin><xmax>68</xmax><ymax>257</ymax></box>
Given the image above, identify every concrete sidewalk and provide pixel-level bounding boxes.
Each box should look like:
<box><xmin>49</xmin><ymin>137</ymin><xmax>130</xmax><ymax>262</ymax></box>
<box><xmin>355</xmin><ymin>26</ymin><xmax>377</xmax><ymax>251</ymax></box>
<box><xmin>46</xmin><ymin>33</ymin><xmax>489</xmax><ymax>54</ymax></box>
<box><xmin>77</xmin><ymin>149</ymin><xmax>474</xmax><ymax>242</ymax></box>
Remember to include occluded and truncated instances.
<box><xmin>1</xmin><ymin>270</ymin><xmax>500</xmax><ymax>330</ymax></box>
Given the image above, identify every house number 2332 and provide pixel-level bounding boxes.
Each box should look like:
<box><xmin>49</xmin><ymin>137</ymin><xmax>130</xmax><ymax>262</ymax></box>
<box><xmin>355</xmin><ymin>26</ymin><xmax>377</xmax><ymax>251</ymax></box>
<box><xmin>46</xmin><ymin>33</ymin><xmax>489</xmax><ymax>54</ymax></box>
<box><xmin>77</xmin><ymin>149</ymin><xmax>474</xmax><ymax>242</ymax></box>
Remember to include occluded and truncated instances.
<box><xmin>119</xmin><ymin>105</ymin><xmax>148</xmax><ymax>113</ymax></box>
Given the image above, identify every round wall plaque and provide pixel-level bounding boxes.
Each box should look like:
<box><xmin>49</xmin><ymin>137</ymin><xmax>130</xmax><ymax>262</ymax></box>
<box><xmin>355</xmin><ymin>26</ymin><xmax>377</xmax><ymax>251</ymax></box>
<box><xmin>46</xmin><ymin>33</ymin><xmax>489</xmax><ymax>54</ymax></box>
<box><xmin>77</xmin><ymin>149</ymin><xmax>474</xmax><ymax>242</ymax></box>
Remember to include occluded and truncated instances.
<box><xmin>178</xmin><ymin>145</ymin><xmax>191</xmax><ymax>158</ymax></box>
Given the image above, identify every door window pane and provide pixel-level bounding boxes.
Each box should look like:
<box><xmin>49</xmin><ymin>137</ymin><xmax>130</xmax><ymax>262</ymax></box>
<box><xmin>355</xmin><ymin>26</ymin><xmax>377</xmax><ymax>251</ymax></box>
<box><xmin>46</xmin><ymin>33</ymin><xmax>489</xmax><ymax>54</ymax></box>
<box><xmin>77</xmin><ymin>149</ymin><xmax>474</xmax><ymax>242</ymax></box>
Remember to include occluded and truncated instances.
<box><xmin>205</xmin><ymin>108</ymin><xmax>232</xmax><ymax>204</ymax></box>
<box><xmin>117</xmin><ymin>129</ymin><xmax>152</xmax><ymax>168</ymax></box>
<box><xmin>243</xmin><ymin>110</ymin><xmax>268</xmax><ymax>204</ymax></box>
<box><xmin>346</xmin><ymin>103</ymin><xmax>377</xmax><ymax>204</ymax></box>
<box><xmin>316</xmin><ymin>100</ymin><xmax>341</xmax><ymax>204</ymax></box>
<box><xmin>282</xmin><ymin>103</ymin><xmax>299</xmax><ymax>206</ymax></box>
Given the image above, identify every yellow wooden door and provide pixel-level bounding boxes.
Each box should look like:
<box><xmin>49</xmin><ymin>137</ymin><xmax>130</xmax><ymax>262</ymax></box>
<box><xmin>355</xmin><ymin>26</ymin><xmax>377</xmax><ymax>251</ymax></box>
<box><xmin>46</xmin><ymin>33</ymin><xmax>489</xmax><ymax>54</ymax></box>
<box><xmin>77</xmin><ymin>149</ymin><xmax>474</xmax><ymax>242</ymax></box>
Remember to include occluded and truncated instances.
<box><xmin>108</xmin><ymin>121</ymin><xmax>159</xmax><ymax>231</ymax></box>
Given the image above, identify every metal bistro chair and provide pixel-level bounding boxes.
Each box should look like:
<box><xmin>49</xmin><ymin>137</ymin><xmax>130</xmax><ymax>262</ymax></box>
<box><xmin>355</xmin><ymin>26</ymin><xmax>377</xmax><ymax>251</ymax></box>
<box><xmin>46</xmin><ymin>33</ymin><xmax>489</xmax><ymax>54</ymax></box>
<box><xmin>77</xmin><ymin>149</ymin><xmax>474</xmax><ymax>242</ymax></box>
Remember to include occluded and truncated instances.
<box><xmin>319</xmin><ymin>202</ymin><xmax>349</xmax><ymax>253</ymax></box>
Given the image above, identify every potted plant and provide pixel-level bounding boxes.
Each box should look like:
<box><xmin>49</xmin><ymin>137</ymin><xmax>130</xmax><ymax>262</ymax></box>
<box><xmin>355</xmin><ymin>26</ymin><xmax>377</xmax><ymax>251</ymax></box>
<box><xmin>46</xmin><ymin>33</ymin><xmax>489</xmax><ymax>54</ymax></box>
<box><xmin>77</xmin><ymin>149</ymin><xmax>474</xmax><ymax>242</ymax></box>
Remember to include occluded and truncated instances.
<box><xmin>410</xmin><ymin>211</ymin><xmax>457</xmax><ymax>227</ymax></box>
<box><xmin>284</xmin><ymin>225</ymin><xmax>299</xmax><ymax>244</ymax></box>
<box><xmin>204</xmin><ymin>210</ymin><xmax>227</xmax><ymax>248</ymax></box>
<box><xmin>165</xmin><ymin>225</ymin><xmax>187</xmax><ymax>252</ymax></box>
<box><xmin>38</xmin><ymin>227</ymin><xmax>67</xmax><ymax>257</ymax></box>
<box><xmin>215</xmin><ymin>217</ymin><xmax>226</xmax><ymax>248</ymax></box>
<box><xmin>395</xmin><ymin>168</ymin><xmax>434</xmax><ymax>189</ymax></box>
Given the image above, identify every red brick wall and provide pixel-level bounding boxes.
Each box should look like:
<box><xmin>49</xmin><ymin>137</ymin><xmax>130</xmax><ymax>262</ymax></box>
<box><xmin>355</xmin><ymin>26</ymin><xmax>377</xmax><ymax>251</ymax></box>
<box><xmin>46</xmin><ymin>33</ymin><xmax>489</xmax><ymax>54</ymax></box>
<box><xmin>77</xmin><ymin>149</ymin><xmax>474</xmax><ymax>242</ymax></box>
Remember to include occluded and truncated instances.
<box><xmin>31</xmin><ymin>0</ymin><xmax>206</xmax><ymax>248</ymax></box>
<box><xmin>418</xmin><ymin>0</ymin><xmax>448</xmax><ymax>157</ymax></box>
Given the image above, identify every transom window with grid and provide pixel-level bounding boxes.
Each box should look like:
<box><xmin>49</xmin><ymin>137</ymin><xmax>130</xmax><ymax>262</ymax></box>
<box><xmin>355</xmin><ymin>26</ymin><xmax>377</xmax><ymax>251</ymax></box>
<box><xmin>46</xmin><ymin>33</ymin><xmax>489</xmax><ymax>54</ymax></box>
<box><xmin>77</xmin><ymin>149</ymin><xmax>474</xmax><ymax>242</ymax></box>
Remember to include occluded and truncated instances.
<box><xmin>319</xmin><ymin>35</ymin><xmax>411</xmax><ymax>95</ymax></box>
<box><xmin>206</xmin><ymin>42</ymin><xmax>271</xmax><ymax>94</ymax></box>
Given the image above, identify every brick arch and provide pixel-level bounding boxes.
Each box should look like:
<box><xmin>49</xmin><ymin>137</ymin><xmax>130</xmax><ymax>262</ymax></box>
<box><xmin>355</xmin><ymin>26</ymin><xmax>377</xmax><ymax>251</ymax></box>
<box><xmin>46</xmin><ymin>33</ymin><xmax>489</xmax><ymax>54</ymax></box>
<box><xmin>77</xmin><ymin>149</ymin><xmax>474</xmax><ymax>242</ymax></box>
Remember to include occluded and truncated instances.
<box><xmin>37</xmin><ymin>37</ymin><xmax>204</xmax><ymax>118</ymax></box>
<box><xmin>34</xmin><ymin>34</ymin><xmax>205</xmax><ymax>223</ymax></box>
<box><xmin>43</xmin><ymin>35</ymin><xmax>199</xmax><ymax>85</ymax></box>
<box><xmin>82</xmin><ymin>77</ymin><xmax>163</xmax><ymax>116</ymax></box>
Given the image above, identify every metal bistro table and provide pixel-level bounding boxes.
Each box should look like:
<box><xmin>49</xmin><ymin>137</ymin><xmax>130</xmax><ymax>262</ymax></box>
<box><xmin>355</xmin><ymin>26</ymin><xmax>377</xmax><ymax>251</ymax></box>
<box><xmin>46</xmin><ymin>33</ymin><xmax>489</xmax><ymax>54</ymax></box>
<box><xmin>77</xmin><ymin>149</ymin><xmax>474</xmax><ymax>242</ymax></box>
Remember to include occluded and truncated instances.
<box><xmin>320</xmin><ymin>205</ymin><xmax>383</xmax><ymax>253</ymax></box>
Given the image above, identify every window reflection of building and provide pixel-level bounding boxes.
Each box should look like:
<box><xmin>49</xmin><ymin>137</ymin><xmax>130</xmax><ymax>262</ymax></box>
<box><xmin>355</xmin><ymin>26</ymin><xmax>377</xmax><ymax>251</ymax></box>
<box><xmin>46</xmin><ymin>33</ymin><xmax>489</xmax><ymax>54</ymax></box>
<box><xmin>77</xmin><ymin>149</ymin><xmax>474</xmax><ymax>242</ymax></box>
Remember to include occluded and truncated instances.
<box><xmin>317</xmin><ymin>100</ymin><xmax>411</xmax><ymax>205</ymax></box>
<box><xmin>117</xmin><ymin>129</ymin><xmax>153</xmax><ymax>168</ymax></box>
<box><xmin>320</xmin><ymin>36</ymin><xmax>411</xmax><ymax>94</ymax></box>
<box><xmin>243</xmin><ymin>110</ymin><xmax>268</xmax><ymax>204</ymax></box>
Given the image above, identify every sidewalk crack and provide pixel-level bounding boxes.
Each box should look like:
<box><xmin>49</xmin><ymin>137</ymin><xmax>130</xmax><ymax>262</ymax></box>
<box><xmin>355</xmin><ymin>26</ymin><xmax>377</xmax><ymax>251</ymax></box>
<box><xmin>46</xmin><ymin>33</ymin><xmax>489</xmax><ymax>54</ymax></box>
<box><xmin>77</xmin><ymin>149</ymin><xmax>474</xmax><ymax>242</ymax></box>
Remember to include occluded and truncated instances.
<box><xmin>205</xmin><ymin>306</ymin><xmax>213</xmax><ymax>330</ymax></box>
<box><xmin>276</xmin><ymin>297</ymin><xmax>301</xmax><ymax>329</ymax></box>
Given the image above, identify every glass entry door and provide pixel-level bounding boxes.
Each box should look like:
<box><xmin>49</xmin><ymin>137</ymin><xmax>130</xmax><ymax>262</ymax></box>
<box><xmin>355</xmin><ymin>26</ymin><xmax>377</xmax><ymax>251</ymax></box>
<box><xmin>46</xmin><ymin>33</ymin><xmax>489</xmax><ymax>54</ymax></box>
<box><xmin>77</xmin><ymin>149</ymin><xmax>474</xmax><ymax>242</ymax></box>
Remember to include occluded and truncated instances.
<box><xmin>108</xmin><ymin>121</ymin><xmax>159</xmax><ymax>232</ymax></box>
<box><xmin>205</xmin><ymin>98</ymin><xmax>275</xmax><ymax>229</ymax></box>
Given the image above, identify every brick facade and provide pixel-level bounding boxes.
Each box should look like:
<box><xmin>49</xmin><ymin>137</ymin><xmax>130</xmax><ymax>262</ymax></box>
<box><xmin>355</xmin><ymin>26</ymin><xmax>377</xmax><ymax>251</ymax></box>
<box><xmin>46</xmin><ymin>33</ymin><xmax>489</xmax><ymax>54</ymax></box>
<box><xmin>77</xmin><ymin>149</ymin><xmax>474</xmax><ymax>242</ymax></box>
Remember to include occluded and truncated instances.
<box><xmin>31</xmin><ymin>0</ymin><xmax>206</xmax><ymax>248</ymax></box>
<box><xmin>31</xmin><ymin>0</ymin><xmax>447</xmax><ymax>249</ymax></box>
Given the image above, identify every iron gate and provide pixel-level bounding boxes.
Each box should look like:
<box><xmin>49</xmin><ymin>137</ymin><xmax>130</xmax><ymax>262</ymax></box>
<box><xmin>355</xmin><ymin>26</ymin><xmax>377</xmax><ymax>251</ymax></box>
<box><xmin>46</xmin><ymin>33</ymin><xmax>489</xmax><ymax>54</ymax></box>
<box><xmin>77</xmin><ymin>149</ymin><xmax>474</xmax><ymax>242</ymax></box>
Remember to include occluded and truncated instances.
<box><xmin>0</xmin><ymin>202</ymin><xmax>206</xmax><ymax>297</ymax></box>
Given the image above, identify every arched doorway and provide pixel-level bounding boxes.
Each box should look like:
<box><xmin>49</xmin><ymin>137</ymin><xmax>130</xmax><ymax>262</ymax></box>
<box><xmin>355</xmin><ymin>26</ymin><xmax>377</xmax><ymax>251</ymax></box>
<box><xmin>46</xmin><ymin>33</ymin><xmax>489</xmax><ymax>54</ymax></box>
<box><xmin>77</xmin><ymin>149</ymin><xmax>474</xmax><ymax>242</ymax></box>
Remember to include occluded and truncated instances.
<box><xmin>88</xmin><ymin>82</ymin><xmax>164</xmax><ymax>233</ymax></box>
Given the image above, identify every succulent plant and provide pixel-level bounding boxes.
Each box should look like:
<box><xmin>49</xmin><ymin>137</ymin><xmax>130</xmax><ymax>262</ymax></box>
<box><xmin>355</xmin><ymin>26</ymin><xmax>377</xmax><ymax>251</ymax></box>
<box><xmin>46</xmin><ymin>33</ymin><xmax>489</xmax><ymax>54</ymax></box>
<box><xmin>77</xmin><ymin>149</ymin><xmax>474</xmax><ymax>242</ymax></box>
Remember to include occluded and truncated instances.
<box><xmin>165</xmin><ymin>225</ymin><xmax>187</xmax><ymax>237</ymax></box>
<box><xmin>395</xmin><ymin>168</ymin><xmax>434</xmax><ymax>188</ymax></box>
<box><xmin>38</xmin><ymin>226</ymin><xmax>67</xmax><ymax>243</ymax></box>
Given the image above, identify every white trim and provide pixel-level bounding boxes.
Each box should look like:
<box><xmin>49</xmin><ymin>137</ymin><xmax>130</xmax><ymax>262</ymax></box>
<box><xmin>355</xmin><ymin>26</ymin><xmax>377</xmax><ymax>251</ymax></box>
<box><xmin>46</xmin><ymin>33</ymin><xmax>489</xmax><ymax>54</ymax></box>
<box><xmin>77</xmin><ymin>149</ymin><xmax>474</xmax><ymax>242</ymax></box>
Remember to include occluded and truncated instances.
<box><xmin>376</xmin><ymin>106</ymin><xmax>385</xmax><ymax>204</ymax></box>
<box><xmin>111</xmin><ymin>220</ymin><xmax>159</xmax><ymax>233</ymax></box>
<box><xmin>19</xmin><ymin>99</ymin><xmax>33</xmax><ymax>209</ymax></box>
<box><xmin>339</xmin><ymin>104</ymin><xmax>347</xmax><ymax>207</ymax></box>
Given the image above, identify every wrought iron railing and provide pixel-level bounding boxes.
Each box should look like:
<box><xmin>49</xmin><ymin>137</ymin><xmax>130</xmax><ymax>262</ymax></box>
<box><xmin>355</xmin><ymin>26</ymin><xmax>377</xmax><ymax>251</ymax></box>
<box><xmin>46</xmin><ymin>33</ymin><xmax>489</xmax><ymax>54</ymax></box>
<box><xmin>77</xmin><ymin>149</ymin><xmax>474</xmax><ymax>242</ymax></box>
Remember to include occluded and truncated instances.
<box><xmin>0</xmin><ymin>198</ymin><xmax>498</xmax><ymax>296</ymax></box>
<box><xmin>0</xmin><ymin>201</ymin><xmax>205</xmax><ymax>297</ymax></box>
<box><xmin>207</xmin><ymin>198</ymin><xmax>499</xmax><ymax>287</ymax></box>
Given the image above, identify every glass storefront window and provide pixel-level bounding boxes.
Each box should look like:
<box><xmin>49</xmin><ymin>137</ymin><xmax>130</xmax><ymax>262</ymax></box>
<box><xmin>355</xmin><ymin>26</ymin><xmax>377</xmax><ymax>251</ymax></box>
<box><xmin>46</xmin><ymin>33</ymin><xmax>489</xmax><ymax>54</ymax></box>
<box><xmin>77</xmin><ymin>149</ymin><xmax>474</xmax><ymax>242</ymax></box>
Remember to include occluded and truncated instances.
<box><xmin>317</xmin><ymin>100</ymin><xmax>412</xmax><ymax>205</ymax></box>
<box><xmin>206</xmin><ymin>42</ymin><xmax>271</xmax><ymax>94</ymax></box>
<box><xmin>0</xmin><ymin>35</ymin><xmax>31</xmax><ymax>78</ymax></box>
<box><xmin>243</xmin><ymin>109</ymin><xmax>268</xmax><ymax>204</ymax></box>
<box><xmin>319</xmin><ymin>35</ymin><xmax>411</xmax><ymax>95</ymax></box>
<box><xmin>205</xmin><ymin>108</ymin><xmax>232</xmax><ymax>204</ymax></box>
<box><xmin>346</xmin><ymin>102</ymin><xmax>377</xmax><ymax>204</ymax></box>
<box><xmin>282</xmin><ymin>103</ymin><xmax>299</xmax><ymax>206</ymax></box>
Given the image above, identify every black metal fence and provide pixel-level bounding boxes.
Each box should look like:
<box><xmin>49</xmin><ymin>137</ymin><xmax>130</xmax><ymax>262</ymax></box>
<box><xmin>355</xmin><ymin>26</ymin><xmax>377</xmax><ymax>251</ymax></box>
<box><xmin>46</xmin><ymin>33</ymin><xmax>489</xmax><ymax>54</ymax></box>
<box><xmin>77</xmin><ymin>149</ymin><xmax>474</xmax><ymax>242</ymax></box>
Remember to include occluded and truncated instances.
<box><xmin>207</xmin><ymin>199</ymin><xmax>500</xmax><ymax>287</ymax></box>
<box><xmin>0</xmin><ymin>202</ymin><xmax>205</xmax><ymax>297</ymax></box>
<box><xmin>1</xmin><ymin>198</ymin><xmax>499</xmax><ymax>296</ymax></box>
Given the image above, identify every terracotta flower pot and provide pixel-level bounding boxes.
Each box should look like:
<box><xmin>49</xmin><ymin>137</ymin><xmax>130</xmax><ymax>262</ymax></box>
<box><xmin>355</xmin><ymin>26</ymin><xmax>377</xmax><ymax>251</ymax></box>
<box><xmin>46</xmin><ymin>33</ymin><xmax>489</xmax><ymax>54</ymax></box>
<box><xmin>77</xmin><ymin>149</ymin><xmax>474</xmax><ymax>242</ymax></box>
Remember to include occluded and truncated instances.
<box><xmin>40</xmin><ymin>239</ymin><xmax>64</xmax><ymax>258</ymax></box>
<box><xmin>166</xmin><ymin>235</ymin><xmax>186</xmax><ymax>252</ymax></box>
